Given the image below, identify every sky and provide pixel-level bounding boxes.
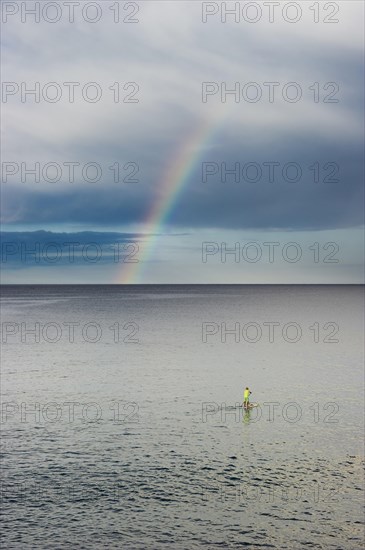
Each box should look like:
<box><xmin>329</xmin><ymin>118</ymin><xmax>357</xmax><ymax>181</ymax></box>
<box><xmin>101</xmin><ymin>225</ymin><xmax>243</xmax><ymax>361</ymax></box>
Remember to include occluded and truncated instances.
<box><xmin>1</xmin><ymin>0</ymin><xmax>364</xmax><ymax>284</ymax></box>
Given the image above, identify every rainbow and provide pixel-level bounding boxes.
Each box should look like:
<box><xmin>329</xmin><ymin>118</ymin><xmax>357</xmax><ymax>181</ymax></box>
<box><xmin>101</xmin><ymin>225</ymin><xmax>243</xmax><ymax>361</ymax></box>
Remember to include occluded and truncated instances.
<box><xmin>118</xmin><ymin>108</ymin><xmax>227</xmax><ymax>284</ymax></box>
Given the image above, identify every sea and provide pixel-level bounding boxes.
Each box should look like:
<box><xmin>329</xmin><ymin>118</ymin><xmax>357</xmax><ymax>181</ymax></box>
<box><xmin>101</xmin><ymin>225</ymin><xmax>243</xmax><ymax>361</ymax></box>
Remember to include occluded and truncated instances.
<box><xmin>1</xmin><ymin>285</ymin><xmax>364</xmax><ymax>549</ymax></box>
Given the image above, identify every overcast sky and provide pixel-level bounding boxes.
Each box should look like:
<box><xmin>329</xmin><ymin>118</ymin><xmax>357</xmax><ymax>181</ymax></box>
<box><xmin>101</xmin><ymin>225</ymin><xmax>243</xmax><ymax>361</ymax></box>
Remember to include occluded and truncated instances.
<box><xmin>1</xmin><ymin>1</ymin><xmax>364</xmax><ymax>283</ymax></box>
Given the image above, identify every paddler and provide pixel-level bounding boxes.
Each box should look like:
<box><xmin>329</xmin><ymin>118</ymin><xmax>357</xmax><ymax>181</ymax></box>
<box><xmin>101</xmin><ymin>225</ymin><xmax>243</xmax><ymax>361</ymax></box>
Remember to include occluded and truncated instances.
<box><xmin>243</xmin><ymin>387</ymin><xmax>251</xmax><ymax>410</ymax></box>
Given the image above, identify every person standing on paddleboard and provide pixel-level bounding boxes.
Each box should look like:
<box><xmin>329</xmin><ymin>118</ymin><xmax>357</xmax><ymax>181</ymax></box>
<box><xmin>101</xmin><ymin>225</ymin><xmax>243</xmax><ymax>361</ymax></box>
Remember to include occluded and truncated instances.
<box><xmin>243</xmin><ymin>387</ymin><xmax>251</xmax><ymax>410</ymax></box>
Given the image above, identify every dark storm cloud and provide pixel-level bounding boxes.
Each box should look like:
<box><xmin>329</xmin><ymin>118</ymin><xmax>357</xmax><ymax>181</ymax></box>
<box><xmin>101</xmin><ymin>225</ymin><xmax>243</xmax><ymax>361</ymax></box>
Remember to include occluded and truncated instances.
<box><xmin>2</xmin><ymin>134</ymin><xmax>363</xmax><ymax>230</ymax></box>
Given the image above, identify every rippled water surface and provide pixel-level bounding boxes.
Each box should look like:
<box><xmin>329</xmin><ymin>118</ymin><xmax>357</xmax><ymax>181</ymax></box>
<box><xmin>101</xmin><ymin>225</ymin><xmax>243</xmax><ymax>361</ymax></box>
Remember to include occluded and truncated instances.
<box><xmin>1</xmin><ymin>285</ymin><xmax>364</xmax><ymax>549</ymax></box>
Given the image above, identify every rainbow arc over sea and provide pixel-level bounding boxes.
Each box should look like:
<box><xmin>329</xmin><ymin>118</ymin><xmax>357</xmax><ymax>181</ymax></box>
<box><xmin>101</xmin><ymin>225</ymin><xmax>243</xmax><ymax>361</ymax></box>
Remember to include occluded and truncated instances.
<box><xmin>118</xmin><ymin>107</ymin><xmax>228</xmax><ymax>284</ymax></box>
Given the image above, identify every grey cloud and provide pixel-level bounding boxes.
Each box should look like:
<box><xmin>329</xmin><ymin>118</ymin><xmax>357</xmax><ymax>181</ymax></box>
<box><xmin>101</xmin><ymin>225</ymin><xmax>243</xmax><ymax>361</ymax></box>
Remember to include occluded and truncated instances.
<box><xmin>2</xmin><ymin>1</ymin><xmax>363</xmax><ymax>233</ymax></box>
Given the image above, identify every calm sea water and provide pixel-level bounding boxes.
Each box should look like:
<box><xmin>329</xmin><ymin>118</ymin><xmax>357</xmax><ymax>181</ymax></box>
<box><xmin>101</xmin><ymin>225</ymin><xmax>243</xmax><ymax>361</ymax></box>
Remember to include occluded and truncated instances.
<box><xmin>1</xmin><ymin>285</ymin><xmax>364</xmax><ymax>549</ymax></box>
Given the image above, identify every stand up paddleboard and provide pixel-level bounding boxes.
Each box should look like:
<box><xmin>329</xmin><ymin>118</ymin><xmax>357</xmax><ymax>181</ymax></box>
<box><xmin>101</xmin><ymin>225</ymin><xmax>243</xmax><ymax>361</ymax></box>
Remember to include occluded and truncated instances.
<box><xmin>221</xmin><ymin>403</ymin><xmax>260</xmax><ymax>410</ymax></box>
